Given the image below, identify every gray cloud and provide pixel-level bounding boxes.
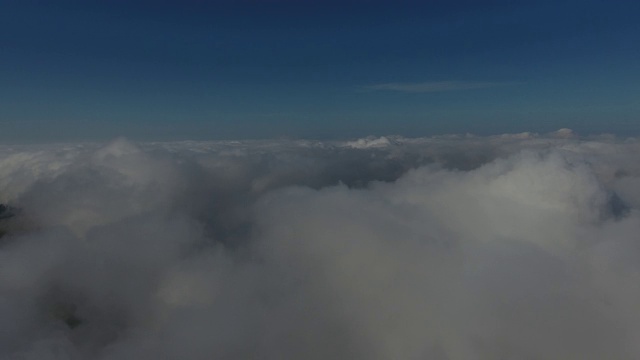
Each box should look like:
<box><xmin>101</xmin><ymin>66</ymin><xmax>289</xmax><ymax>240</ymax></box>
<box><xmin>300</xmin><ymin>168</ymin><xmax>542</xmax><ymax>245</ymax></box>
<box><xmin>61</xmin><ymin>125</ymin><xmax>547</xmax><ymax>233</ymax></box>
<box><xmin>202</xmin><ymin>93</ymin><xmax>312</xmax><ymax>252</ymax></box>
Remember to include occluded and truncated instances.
<box><xmin>1</xmin><ymin>132</ymin><xmax>640</xmax><ymax>359</ymax></box>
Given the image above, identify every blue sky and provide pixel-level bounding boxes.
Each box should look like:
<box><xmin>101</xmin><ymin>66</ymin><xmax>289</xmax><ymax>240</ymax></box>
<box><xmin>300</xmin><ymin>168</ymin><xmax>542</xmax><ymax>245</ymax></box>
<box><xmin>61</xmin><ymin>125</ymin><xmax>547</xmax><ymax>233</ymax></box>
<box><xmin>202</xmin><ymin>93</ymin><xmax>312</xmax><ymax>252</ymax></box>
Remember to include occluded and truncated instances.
<box><xmin>1</xmin><ymin>0</ymin><xmax>639</xmax><ymax>141</ymax></box>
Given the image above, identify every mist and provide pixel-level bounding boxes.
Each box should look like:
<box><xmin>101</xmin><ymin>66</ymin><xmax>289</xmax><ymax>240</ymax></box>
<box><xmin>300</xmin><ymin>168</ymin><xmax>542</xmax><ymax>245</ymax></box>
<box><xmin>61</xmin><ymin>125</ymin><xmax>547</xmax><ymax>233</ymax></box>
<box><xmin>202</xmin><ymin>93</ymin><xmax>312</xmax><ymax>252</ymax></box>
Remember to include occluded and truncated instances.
<box><xmin>1</xmin><ymin>130</ymin><xmax>640</xmax><ymax>359</ymax></box>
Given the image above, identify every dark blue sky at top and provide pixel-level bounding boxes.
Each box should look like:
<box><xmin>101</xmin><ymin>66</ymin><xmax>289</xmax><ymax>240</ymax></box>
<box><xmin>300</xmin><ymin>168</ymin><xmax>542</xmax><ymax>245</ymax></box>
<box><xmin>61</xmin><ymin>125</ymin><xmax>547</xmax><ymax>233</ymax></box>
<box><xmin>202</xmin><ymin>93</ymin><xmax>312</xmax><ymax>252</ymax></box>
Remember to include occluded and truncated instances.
<box><xmin>1</xmin><ymin>0</ymin><xmax>638</xmax><ymax>141</ymax></box>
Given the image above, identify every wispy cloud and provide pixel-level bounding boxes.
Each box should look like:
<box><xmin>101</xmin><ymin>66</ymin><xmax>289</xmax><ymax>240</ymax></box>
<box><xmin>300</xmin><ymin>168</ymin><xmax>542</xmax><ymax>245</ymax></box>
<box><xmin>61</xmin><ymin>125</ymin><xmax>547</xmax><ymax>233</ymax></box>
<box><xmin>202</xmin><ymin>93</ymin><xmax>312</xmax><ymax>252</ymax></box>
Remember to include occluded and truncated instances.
<box><xmin>364</xmin><ymin>81</ymin><xmax>509</xmax><ymax>93</ymax></box>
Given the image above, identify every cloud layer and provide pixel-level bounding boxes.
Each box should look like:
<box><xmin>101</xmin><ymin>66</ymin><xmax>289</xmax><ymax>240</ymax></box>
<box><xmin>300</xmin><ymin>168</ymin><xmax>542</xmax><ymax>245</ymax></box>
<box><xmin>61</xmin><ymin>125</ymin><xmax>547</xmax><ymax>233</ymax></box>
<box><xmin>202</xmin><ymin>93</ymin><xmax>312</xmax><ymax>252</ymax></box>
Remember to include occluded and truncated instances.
<box><xmin>1</xmin><ymin>132</ymin><xmax>640</xmax><ymax>359</ymax></box>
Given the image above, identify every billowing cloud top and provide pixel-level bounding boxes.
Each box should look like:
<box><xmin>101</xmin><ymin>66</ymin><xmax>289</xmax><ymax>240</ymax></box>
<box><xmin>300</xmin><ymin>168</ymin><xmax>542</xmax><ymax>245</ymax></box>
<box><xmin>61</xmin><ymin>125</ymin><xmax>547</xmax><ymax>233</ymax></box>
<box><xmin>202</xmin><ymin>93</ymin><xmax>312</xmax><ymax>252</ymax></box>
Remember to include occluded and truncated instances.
<box><xmin>1</xmin><ymin>131</ymin><xmax>640</xmax><ymax>359</ymax></box>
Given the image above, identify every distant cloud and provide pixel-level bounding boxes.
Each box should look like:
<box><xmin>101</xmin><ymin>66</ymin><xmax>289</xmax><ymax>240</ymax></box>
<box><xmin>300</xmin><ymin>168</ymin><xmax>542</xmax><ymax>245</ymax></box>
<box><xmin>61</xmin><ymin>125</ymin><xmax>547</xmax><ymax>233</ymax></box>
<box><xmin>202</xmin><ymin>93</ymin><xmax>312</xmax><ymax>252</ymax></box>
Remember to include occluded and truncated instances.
<box><xmin>364</xmin><ymin>80</ymin><xmax>508</xmax><ymax>93</ymax></box>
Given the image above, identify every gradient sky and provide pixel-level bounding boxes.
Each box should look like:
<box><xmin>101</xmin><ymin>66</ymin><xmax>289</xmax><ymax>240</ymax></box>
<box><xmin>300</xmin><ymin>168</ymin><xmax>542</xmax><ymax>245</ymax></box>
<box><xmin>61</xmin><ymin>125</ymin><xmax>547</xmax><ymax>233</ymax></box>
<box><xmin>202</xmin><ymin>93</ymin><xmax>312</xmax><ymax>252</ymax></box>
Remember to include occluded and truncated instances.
<box><xmin>1</xmin><ymin>0</ymin><xmax>639</xmax><ymax>141</ymax></box>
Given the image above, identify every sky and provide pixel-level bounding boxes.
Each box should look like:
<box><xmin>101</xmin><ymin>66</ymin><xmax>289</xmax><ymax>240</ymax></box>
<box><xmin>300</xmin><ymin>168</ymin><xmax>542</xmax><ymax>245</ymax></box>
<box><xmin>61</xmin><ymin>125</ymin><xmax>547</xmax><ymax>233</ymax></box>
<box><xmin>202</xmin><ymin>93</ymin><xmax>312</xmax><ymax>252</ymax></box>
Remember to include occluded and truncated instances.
<box><xmin>1</xmin><ymin>0</ymin><xmax>639</xmax><ymax>141</ymax></box>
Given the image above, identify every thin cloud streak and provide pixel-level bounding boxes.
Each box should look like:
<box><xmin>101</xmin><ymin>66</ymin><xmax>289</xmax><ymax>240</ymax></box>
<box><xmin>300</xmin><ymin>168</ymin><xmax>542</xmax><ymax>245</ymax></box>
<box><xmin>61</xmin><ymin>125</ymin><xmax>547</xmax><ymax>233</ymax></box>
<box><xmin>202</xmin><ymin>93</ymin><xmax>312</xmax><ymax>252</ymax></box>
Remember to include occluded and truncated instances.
<box><xmin>364</xmin><ymin>81</ymin><xmax>511</xmax><ymax>93</ymax></box>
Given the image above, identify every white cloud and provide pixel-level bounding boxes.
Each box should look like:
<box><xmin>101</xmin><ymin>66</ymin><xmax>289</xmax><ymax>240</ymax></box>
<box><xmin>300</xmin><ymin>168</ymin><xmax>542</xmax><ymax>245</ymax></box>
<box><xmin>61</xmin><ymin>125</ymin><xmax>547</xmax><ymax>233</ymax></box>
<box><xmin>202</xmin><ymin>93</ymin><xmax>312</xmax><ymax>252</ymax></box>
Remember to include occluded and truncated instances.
<box><xmin>364</xmin><ymin>80</ymin><xmax>508</xmax><ymax>93</ymax></box>
<box><xmin>1</xmin><ymin>132</ymin><xmax>640</xmax><ymax>359</ymax></box>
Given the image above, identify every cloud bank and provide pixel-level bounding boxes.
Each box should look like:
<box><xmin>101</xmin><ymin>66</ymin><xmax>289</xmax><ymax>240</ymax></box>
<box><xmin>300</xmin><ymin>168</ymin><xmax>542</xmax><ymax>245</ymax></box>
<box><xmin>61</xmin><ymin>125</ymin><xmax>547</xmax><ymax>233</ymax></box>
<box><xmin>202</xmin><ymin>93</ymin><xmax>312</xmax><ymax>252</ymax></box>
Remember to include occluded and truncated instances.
<box><xmin>1</xmin><ymin>131</ymin><xmax>640</xmax><ymax>359</ymax></box>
